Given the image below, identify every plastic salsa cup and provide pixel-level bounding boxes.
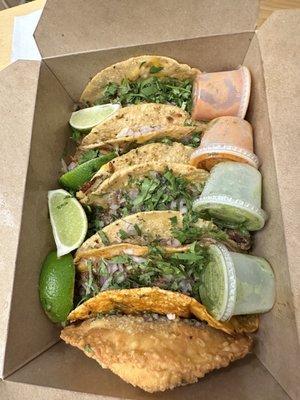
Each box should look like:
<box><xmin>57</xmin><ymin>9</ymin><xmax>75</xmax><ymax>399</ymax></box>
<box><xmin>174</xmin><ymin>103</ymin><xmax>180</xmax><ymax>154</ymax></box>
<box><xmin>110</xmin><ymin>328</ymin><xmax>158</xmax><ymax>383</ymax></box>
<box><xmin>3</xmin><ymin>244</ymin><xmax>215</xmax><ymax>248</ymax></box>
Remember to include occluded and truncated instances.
<box><xmin>199</xmin><ymin>243</ymin><xmax>276</xmax><ymax>321</ymax></box>
<box><xmin>190</xmin><ymin>116</ymin><xmax>259</xmax><ymax>170</ymax></box>
<box><xmin>192</xmin><ymin>66</ymin><xmax>251</xmax><ymax>121</ymax></box>
<box><xmin>193</xmin><ymin>161</ymin><xmax>266</xmax><ymax>231</ymax></box>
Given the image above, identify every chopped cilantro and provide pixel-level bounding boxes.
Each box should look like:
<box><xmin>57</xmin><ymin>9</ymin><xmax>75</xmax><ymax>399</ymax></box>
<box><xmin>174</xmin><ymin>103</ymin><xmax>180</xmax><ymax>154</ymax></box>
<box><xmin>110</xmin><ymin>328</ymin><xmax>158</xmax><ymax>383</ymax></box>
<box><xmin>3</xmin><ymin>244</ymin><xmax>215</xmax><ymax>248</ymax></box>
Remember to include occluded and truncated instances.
<box><xmin>95</xmin><ymin>76</ymin><xmax>193</xmax><ymax>113</ymax></box>
<box><xmin>170</xmin><ymin>216</ymin><xmax>178</xmax><ymax>226</ymax></box>
<box><xmin>98</xmin><ymin>230</ymin><xmax>110</xmax><ymax>245</ymax></box>
<box><xmin>79</xmin><ymin>243</ymin><xmax>209</xmax><ymax>301</ymax></box>
<box><xmin>84</xmin><ymin>344</ymin><xmax>92</xmax><ymax>353</ymax></box>
<box><xmin>171</xmin><ymin>212</ymin><xmax>228</xmax><ymax>244</ymax></box>
<box><xmin>118</xmin><ymin>229</ymin><xmax>129</xmax><ymax>240</ymax></box>
<box><xmin>183</xmin><ymin>132</ymin><xmax>202</xmax><ymax>148</ymax></box>
<box><xmin>86</xmin><ymin>169</ymin><xmax>203</xmax><ymax>228</ymax></box>
<box><xmin>160</xmin><ymin>137</ymin><xmax>174</xmax><ymax>145</ymax></box>
<box><xmin>149</xmin><ymin>65</ymin><xmax>164</xmax><ymax>74</ymax></box>
<box><xmin>71</xmin><ymin>128</ymin><xmax>82</xmax><ymax>142</ymax></box>
<box><xmin>103</xmin><ymin>82</ymin><xmax>118</xmax><ymax>97</ymax></box>
<box><xmin>134</xmin><ymin>223</ymin><xmax>142</xmax><ymax>236</ymax></box>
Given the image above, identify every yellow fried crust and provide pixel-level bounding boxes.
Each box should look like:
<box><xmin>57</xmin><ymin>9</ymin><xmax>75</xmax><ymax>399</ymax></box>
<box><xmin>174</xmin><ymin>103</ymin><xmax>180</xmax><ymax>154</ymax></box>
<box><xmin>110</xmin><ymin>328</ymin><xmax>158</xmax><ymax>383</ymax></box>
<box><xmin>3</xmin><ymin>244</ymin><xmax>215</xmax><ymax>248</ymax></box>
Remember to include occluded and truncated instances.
<box><xmin>68</xmin><ymin>287</ymin><xmax>258</xmax><ymax>336</ymax></box>
<box><xmin>61</xmin><ymin>315</ymin><xmax>252</xmax><ymax>392</ymax></box>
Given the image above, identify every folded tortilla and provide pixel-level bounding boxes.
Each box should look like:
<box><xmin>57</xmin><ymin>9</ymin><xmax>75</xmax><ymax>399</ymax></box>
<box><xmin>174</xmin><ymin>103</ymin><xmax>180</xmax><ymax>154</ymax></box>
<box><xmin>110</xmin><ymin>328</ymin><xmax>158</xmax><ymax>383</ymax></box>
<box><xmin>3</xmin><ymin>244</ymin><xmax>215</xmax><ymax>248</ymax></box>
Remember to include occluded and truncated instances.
<box><xmin>80</xmin><ymin>55</ymin><xmax>200</xmax><ymax>104</ymax></box>
<box><xmin>80</xmin><ymin>103</ymin><xmax>204</xmax><ymax>149</ymax></box>
<box><xmin>77</xmin><ymin>162</ymin><xmax>209</xmax><ymax>206</ymax></box>
<box><xmin>76</xmin><ymin>210</ymin><xmax>249</xmax><ymax>258</ymax></box>
<box><xmin>68</xmin><ymin>243</ymin><xmax>258</xmax><ymax>334</ymax></box>
<box><xmin>78</xmin><ymin>142</ymin><xmax>194</xmax><ymax>197</ymax></box>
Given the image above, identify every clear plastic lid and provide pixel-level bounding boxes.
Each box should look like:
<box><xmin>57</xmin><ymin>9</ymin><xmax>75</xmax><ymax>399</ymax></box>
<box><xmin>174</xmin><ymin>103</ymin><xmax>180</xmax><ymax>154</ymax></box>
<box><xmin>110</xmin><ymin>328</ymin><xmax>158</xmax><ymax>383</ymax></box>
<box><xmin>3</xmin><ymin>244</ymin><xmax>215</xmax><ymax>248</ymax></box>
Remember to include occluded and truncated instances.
<box><xmin>199</xmin><ymin>243</ymin><xmax>237</xmax><ymax>321</ymax></box>
<box><xmin>237</xmin><ymin>66</ymin><xmax>251</xmax><ymax>119</ymax></box>
<box><xmin>191</xmin><ymin>144</ymin><xmax>260</xmax><ymax>169</ymax></box>
<box><xmin>194</xmin><ymin>194</ymin><xmax>266</xmax><ymax>230</ymax></box>
<box><xmin>193</xmin><ymin>162</ymin><xmax>266</xmax><ymax>231</ymax></box>
<box><xmin>192</xmin><ymin>66</ymin><xmax>251</xmax><ymax>121</ymax></box>
<box><xmin>201</xmin><ymin>117</ymin><xmax>254</xmax><ymax>151</ymax></box>
<box><xmin>200</xmin><ymin>244</ymin><xmax>275</xmax><ymax>321</ymax></box>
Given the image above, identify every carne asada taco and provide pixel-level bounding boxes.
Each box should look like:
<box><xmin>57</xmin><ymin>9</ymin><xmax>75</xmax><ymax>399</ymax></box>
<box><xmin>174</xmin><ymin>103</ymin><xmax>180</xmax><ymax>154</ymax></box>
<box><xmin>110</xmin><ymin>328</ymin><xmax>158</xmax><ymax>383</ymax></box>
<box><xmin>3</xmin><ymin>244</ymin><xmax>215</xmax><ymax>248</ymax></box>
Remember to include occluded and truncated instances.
<box><xmin>76</xmin><ymin>210</ymin><xmax>251</xmax><ymax>258</ymax></box>
<box><xmin>71</xmin><ymin>243</ymin><xmax>258</xmax><ymax>335</ymax></box>
<box><xmin>80</xmin><ymin>103</ymin><xmax>204</xmax><ymax>149</ymax></box>
<box><xmin>80</xmin><ymin>55</ymin><xmax>199</xmax><ymax>108</ymax></box>
<box><xmin>77</xmin><ymin>163</ymin><xmax>209</xmax><ymax>227</ymax></box>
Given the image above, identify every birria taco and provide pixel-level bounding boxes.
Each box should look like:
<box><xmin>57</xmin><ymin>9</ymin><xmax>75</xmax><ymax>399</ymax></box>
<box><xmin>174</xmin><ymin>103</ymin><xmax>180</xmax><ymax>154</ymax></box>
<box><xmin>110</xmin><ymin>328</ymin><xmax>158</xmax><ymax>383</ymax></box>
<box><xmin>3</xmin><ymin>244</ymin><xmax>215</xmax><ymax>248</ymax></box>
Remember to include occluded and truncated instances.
<box><xmin>80</xmin><ymin>55</ymin><xmax>199</xmax><ymax>109</ymax></box>
<box><xmin>79</xmin><ymin>103</ymin><xmax>204</xmax><ymax>150</ymax></box>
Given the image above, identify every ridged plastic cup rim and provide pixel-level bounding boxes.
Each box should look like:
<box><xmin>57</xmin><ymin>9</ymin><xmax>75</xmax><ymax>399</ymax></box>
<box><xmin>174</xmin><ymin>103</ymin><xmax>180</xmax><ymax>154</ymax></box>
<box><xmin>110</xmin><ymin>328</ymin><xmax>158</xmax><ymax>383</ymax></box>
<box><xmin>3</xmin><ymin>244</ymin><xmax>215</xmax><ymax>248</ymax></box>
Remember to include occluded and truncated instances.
<box><xmin>237</xmin><ymin>66</ymin><xmax>251</xmax><ymax>119</ymax></box>
<box><xmin>209</xmin><ymin>243</ymin><xmax>237</xmax><ymax>321</ymax></box>
<box><xmin>193</xmin><ymin>194</ymin><xmax>267</xmax><ymax>230</ymax></box>
<box><xmin>191</xmin><ymin>144</ymin><xmax>260</xmax><ymax>169</ymax></box>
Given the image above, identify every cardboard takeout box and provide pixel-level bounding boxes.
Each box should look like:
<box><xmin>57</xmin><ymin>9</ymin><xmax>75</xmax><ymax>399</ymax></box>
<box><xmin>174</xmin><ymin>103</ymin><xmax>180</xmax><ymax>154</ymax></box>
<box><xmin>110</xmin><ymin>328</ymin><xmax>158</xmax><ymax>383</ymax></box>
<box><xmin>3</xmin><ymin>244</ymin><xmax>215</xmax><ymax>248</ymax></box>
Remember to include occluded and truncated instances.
<box><xmin>0</xmin><ymin>0</ymin><xmax>299</xmax><ymax>398</ymax></box>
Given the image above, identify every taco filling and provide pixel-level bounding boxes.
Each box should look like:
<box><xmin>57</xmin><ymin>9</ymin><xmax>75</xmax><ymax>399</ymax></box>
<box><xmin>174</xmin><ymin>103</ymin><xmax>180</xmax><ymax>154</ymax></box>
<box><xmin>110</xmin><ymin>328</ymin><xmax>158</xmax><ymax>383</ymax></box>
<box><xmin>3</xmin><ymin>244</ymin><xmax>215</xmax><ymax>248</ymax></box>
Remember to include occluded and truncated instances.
<box><xmin>85</xmin><ymin>167</ymin><xmax>206</xmax><ymax>231</ymax></box>
<box><xmin>78</xmin><ymin>243</ymin><xmax>208</xmax><ymax>302</ymax></box>
<box><xmin>94</xmin><ymin>76</ymin><xmax>193</xmax><ymax>112</ymax></box>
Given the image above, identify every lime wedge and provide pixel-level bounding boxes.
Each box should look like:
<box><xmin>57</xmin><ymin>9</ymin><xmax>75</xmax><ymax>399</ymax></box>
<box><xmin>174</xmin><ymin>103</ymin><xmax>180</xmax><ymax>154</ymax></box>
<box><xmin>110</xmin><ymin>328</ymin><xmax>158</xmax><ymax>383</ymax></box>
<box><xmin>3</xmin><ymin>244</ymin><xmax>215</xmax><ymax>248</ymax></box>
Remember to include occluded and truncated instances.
<box><xmin>48</xmin><ymin>189</ymin><xmax>88</xmax><ymax>256</ymax></box>
<box><xmin>69</xmin><ymin>104</ymin><xmax>121</xmax><ymax>131</ymax></box>
<box><xmin>39</xmin><ymin>251</ymin><xmax>75</xmax><ymax>323</ymax></box>
<box><xmin>59</xmin><ymin>153</ymin><xmax>116</xmax><ymax>190</ymax></box>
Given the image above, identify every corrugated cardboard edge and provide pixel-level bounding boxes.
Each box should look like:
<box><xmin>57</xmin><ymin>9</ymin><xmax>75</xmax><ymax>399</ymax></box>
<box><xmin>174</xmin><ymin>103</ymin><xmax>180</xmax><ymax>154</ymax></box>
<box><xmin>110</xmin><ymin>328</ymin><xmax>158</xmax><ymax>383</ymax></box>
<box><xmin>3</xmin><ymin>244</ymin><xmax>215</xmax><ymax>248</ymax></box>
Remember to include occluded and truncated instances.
<box><xmin>0</xmin><ymin>60</ymin><xmax>41</xmax><ymax>379</ymax></box>
<box><xmin>257</xmin><ymin>10</ymin><xmax>300</xmax><ymax>340</ymax></box>
<box><xmin>35</xmin><ymin>0</ymin><xmax>259</xmax><ymax>58</ymax></box>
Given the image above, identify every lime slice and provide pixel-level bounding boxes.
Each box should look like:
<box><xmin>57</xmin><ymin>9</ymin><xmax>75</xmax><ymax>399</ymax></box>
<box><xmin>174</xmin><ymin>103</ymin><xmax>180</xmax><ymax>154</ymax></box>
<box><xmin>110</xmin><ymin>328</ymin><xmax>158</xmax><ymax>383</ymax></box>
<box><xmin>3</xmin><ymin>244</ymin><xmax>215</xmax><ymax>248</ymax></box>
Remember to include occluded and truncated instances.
<box><xmin>39</xmin><ymin>251</ymin><xmax>75</xmax><ymax>323</ymax></box>
<box><xmin>48</xmin><ymin>189</ymin><xmax>88</xmax><ymax>256</ymax></box>
<box><xmin>59</xmin><ymin>153</ymin><xmax>116</xmax><ymax>190</ymax></box>
<box><xmin>69</xmin><ymin>104</ymin><xmax>121</xmax><ymax>131</ymax></box>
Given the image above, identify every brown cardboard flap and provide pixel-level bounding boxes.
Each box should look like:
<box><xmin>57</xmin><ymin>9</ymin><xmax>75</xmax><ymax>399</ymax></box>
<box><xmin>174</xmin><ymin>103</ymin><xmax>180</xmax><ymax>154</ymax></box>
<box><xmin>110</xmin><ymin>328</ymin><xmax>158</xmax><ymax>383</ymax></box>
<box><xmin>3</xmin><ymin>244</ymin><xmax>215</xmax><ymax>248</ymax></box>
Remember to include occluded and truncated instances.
<box><xmin>35</xmin><ymin>0</ymin><xmax>259</xmax><ymax>58</ymax></box>
<box><xmin>257</xmin><ymin>10</ymin><xmax>300</xmax><ymax>339</ymax></box>
<box><xmin>6</xmin><ymin>343</ymin><xmax>290</xmax><ymax>400</ymax></box>
<box><xmin>2</xmin><ymin>62</ymin><xmax>74</xmax><ymax>378</ymax></box>
<box><xmin>0</xmin><ymin>61</ymin><xmax>40</xmax><ymax>378</ymax></box>
<box><xmin>244</xmin><ymin>32</ymin><xmax>300</xmax><ymax>400</ymax></box>
<box><xmin>44</xmin><ymin>32</ymin><xmax>253</xmax><ymax>102</ymax></box>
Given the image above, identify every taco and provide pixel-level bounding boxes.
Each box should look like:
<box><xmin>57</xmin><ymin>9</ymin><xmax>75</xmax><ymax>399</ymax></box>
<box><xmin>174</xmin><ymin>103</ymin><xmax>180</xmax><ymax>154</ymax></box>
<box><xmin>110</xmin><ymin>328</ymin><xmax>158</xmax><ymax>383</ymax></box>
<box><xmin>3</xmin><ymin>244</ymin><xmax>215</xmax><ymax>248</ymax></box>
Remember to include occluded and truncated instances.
<box><xmin>80</xmin><ymin>55</ymin><xmax>199</xmax><ymax>109</ymax></box>
<box><xmin>77</xmin><ymin>163</ymin><xmax>209</xmax><ymax>228</ymax></box>
<box><xmin>79</xmin><ymin>103</ymin><xmax>204</xmax><ymax>150</ymax></box>
<box><xmin>78</xmin><ymin>142</ymin><xmax>194</xmax><ymax>197</ymax></box>
<box><xmin>76</xmin><ymin>210</ymin><xmax>251</xmax><ymax>258</ymax></box>
<box><xmin>71</xmin><ymin>242</ymin><xmax>258</xmax><ymax>334</ymax></box>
